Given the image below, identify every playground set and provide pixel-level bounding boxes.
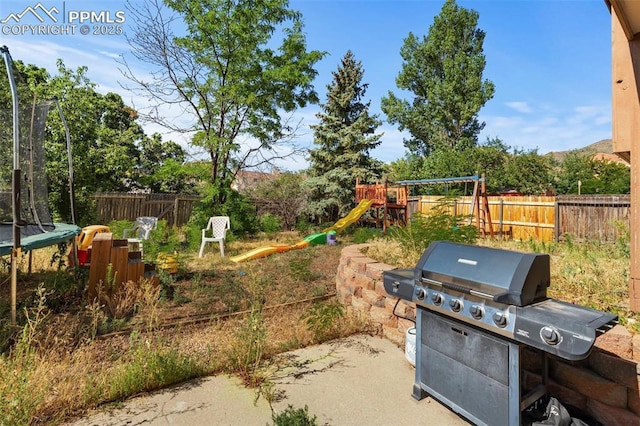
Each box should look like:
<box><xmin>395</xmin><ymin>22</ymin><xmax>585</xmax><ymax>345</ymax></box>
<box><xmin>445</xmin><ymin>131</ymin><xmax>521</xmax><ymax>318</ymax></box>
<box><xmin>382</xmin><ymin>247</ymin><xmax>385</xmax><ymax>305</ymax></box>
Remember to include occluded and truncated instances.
<box><xmin>355</xmin><ymin>178</ymin><xmax>408</xmax><ymax>232</ymax></box>
<box><xmin>229</xmin><ymin>174</ymin><xmax>494</xmax><ymax>263</ymax></box>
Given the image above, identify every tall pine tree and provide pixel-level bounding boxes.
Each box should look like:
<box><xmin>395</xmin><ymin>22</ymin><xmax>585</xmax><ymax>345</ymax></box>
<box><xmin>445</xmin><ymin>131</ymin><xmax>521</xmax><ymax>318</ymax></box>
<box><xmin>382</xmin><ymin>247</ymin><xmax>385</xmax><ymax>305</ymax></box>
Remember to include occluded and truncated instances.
<box><xmin>306</xmin><ymin>51</ymin><xmax>383</xmax><ymax>223</ymax></box>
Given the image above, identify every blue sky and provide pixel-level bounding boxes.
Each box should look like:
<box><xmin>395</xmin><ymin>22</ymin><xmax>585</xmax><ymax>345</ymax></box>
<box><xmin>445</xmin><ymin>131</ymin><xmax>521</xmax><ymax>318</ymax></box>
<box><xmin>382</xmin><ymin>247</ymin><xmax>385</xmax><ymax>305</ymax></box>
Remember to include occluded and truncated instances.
<box><xmin>0</xmin><ymin>0</ymin><xmax>613</xmax><ymax>171</ymax></box>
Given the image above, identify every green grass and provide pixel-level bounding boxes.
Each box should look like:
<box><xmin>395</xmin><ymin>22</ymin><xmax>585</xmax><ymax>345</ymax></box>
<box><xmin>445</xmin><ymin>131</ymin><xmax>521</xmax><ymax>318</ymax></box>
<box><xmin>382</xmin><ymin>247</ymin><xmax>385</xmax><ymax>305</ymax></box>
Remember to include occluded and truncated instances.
<box><xmin>105</xmin><ymin>342</ymin><xmax>203</xmax><ymax>401</ymax></box>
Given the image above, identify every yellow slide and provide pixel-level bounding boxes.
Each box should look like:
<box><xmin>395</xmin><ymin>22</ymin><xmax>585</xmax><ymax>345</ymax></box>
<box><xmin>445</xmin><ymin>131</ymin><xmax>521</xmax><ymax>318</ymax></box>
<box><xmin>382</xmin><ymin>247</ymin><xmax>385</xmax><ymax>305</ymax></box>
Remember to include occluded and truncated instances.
<box><xmin>229</xmin><ymin>244</ymin><xmax>294</xmax><ymax>263</ymax></box>
<box><xmin>229</xmin><ymin>241</ymin><xmax>311</xmax><ymax>263</ymax></box>
<box><xmin>322</xmin><ymin>199</ymin><xmax>373</xmax><ymax>233</ymax></box>
<box><xmin>230</xmin><ymin>199</ymin><xmax>372</xmax><ymax>263</ymax></box>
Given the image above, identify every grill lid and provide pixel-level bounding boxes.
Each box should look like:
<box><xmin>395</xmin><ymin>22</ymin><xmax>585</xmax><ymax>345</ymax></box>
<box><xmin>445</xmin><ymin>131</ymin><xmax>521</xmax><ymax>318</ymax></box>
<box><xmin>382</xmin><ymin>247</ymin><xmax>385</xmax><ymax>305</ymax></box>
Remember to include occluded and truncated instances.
<box><xmin>416</xmin><ymin>241</ymin><xmax>550</xmax><ymax>306</ymax></box>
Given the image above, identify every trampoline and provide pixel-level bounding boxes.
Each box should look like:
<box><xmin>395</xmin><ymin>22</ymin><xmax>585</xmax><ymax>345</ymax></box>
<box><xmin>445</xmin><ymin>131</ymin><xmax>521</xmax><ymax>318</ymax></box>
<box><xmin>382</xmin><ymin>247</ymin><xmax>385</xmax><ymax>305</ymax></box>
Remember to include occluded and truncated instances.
<box><xmin>0</xmin><ymin>223</ymin><xmax>80</xmax><ymax>256</ymax></box>
<box><xmin>2</xmin><ymin>46</ymin><xmax>80</xmax><ymax>322</ymax></box>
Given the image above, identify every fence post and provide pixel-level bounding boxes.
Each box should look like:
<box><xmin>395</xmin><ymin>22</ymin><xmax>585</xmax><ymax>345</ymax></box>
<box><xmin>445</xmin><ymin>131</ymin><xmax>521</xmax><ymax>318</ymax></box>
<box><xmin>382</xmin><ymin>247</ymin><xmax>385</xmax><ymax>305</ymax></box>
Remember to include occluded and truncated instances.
<box><xmin>554</xmin><ymin>198</ymin><xmax>560</xmax><ymax>242</ymax></box>
<box><xmin>499</xmin><ymin>198</ymin><xmax>504</xmax><ymax>239</ymax></box>
<box><xmin>173</xmin><ymin>197</ymin><xmax>179</xmax><ymax>228</ymax></box>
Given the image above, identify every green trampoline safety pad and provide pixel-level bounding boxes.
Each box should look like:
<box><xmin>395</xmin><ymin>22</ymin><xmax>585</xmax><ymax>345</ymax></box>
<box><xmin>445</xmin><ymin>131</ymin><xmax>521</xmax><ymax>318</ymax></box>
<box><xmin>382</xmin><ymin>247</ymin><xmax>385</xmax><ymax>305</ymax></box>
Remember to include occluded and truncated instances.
<box><xmin>0</xmin><ymin>223</ymin><xmax>81</xmax><ymax>256</ymax></box>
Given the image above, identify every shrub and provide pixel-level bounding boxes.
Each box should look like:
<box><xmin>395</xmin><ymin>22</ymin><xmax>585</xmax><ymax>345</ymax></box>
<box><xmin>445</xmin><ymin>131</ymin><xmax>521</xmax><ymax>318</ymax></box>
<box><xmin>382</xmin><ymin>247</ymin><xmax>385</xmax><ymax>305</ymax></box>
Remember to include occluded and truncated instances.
<box><xmin>110</xmin><ymin>219</ymin><xmax>184</xmax><ymax>262</ymax></box>
<box><xmin>271</xmin><ymin>405</ymin><xmax>318</xmax><ymax>426</ymax></box>
<box><xmin>295</xmin><ymin>218</ymin><xmax>313</xmax><ymax>236</ymax></box>
<box><xmin>260</xmin><ymin>213</ymin><xmax>283</xmax><ymax>234</ymax></box>
<box><xmin>105</xmin><ymin>339</ymin><xmax>202</xmax><ymax>401</ymax></box>
<box><xmin>186</xmin><ymin>189</ymin><xmax>259</xmax><ymax>247</ymax></box>
<box><xmin>224</xmin><ymin>273</ymin><xmax>269</xmax><ymax>384</ymax></box>
<box><xmin>302</xmin><ymin>301</ymin><xmax>345</xmax><ymax>343</ymax></box>
<box><xmin>390</xmin><ymin>200</ymin><xmax>478</xmax><ymax>261</ymax></box>
<box><xmin>352</xmin><ymin>227</ymin><xmax>382</xmax><ymax>243</ymax></box>
<box><xmin>144</xmin><ymin>220</ymin><xmax>183</xmax><ymax>261</ymax></box>
<box><xmin>107</xmin><ymin>220</ymin><xmax>134</xmax><ymax>240</ymax></box>
<box><xmin>225</xmin><ymin>308</ymin><xmax>267</xmax><ymax>384</ymax></box>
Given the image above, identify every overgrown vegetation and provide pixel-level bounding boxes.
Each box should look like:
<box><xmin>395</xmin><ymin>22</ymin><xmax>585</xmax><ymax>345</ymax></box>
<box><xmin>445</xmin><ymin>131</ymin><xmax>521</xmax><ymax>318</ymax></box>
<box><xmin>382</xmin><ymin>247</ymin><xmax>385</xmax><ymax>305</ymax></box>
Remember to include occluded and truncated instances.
<box><xmin>302</xmin><ymin>301</ymin><xmax>345</xmax><ymax>343</ymax></box>
<box><xmin>0</xmin><ymin>235</ymin><xmax>370</xmax><ymax>425</ymax></box>
<box><xmin>366</xmin><ymin>199</ymin><xmax>478</xmax><ymax>266</ymax></box>
<box><xmin>0</xmin><ymin>212</ymin><xmax>636</xmax><ymax>425</ymax></box>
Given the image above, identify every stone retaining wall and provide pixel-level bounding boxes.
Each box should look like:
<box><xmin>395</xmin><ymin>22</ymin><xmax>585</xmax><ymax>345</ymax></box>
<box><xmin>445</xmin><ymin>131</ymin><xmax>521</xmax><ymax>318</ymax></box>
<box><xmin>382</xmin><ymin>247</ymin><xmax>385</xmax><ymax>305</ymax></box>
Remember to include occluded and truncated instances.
<box><xmin>336</xmin><ymin>244</ymin><xmax>640</xmax><ymax>425</ymax></box>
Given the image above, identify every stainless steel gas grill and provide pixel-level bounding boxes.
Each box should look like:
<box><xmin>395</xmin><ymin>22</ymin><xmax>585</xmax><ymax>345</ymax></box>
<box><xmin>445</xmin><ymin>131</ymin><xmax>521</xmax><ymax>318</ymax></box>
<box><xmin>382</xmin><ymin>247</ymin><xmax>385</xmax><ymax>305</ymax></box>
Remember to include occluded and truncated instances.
<box><xmin>383</xmin><ymin>241</ymin><xmax>617</xmax><ymax>426</ymax></box>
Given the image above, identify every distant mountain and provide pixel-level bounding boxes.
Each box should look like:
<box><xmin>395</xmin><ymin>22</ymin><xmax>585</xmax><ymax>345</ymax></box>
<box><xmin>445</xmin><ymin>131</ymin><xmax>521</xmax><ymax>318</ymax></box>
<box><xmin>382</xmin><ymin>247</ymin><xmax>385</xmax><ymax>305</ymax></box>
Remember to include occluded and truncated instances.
<box><xmin>545</xmin><ymin>139</ymin><xmax>613</xmax><ymax>163</ymax></box>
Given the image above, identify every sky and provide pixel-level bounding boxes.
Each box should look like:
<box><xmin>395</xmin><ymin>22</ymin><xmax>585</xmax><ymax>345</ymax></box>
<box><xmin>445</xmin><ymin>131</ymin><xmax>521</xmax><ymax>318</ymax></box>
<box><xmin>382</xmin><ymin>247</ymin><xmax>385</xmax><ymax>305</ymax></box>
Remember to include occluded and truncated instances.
<box><xmin>0</xmin><ymin>0</ymin><xmax>613</xmax><ymax>172</ymax></box>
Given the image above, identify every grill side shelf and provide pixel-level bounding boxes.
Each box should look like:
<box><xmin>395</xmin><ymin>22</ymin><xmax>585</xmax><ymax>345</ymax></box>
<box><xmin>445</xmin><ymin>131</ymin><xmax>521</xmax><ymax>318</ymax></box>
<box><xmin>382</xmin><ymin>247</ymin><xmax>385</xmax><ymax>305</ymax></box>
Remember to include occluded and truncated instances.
<box><xmin>513</xmin><ymin>300</ymin><xmax>618</xmax><ymax>361</ymax></box>
<box><xmin>383</xmin><ymin>269</ymin><xmax>415</xmax><ymax>302</ymax></box>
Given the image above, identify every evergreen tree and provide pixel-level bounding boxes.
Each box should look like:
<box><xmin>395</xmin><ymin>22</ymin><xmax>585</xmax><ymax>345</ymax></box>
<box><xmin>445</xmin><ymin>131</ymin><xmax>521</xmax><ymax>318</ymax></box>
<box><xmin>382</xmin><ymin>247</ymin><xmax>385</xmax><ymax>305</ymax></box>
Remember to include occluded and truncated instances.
<box><xmin>306</xmin><ymin>51</ymin><xmax>383</xmax><ymax>223</ymax></box>
<box><xmin>382</xmin><ymin>0</ymin><xmax>494</xmax><ymax>156</ymax></box>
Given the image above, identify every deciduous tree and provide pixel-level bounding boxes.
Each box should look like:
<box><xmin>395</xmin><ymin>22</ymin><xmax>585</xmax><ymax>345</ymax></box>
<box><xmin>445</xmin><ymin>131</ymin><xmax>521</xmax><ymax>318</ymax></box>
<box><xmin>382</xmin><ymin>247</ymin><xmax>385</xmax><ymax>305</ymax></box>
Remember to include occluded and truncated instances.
<box><xmin>248</xmin><ymin>172</ymin><xmax>309</xmax><ymax>230</ymax></box>
<box><xmin>43</xmin><ymin>63</ymin><xmax>142</xmax><ymax>224</ymax></box>
<box><xmin>554</xmin><ymin>152</ymin><xmax>630</xmax><ymax>195</ymax></box>
<box><xmin>121</xmin><ymin>0</ymin><xmax>325</xmax><ymax>208</ymax></box>
<box><xmin>382</xmin><ymin>0</ymin><xmax>494</xmax><ymax>156</ymax></box>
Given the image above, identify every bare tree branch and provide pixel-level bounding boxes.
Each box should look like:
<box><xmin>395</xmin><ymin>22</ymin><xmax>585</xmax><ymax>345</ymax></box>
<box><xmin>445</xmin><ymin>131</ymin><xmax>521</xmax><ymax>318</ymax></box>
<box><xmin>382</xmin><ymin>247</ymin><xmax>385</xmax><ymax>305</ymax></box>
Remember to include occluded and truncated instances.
<box><xmin>117</xmin><ymin>0</ymin><xmax>323</xmax><ymax>206</ymax></box>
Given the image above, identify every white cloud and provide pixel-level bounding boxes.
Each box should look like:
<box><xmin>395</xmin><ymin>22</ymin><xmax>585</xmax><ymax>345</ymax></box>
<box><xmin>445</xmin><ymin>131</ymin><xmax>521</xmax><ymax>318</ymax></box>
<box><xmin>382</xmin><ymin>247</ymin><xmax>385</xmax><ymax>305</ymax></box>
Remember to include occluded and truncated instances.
<box><xmin>97</xmin><ymin>49</ymin><xmax>121</xmax><ymax>60</ymax></box>
<box><xmin>505</xmin><ymin>101</ymin><xmax>533</xmax><ymax>113</ymax></box>
<box><xmin>7</xmin><ymin>38</ymin><xmax>126</xmax><ymax>95</ymax></box>
<box><xmin>481</xmin><ymin>101</ymin><xmax>611</xmax><ymax>154</ymax></box>
<box><xmin>4</xmin><ymin>35</ymin><xmax>611</xmax><ymax>170</ymax></box>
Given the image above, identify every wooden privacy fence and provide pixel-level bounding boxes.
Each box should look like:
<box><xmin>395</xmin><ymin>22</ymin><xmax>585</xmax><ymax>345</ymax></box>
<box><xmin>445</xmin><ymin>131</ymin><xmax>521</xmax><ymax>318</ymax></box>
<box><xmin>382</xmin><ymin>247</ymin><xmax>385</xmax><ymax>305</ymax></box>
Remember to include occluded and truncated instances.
<box><xmin>94</xmin><ymin>193</ymin><xmax>202</xmax><ymax>227</ymax></box>
<box><xmin>93</xmin><ymin>192</ymin><xmax>630</xmax><ymax>242</ymax></box>
<box><xmin>555</xmin><ymin>195</ymin><xmax>630</xmax><ymax>242</ymax></box>
<box><xmin>415</xmin><ymin>195</ymin><xmax>630</xmax><ymax>242</ymax></box>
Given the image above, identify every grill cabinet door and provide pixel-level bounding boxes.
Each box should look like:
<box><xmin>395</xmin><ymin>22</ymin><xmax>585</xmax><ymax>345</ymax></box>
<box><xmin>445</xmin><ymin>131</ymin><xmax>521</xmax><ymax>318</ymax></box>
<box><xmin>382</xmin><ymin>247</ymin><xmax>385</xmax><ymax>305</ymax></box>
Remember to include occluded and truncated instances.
<box><xmin>419</xmin><ymin>310</ymin><xmax>512</xmax><ymax>426</ymax></box>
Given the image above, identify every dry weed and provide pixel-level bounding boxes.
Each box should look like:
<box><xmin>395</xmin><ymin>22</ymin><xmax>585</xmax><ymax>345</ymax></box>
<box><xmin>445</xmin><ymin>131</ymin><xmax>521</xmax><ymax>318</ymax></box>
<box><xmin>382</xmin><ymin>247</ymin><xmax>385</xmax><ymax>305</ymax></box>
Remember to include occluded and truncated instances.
<box><xmin>97</xmin><ymin>277</ymin><xmax>160</xmax><ymax>323</ymax></box>
<box><xmin>478</xmin><ymin>238</ymin><xmax>630</xmax><ymax>314</ymax></box>
<box><xmin>364</xmin><ymin>237</ymin><xmax>413</xmax><ymax>268</ymax></box>
<box><xmin>0</xmin><ymin>234</ymin><xmax>366</xmax><ymax>424</ymax></box>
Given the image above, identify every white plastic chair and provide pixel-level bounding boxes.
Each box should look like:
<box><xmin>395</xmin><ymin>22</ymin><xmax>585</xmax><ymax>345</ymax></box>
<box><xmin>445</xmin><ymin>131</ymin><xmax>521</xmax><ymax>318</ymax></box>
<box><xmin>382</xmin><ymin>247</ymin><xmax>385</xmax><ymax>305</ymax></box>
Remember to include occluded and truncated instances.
<box><xmin>123</xmin><ymin>216</ymin><xmax>158</xmax><ymax>240</ymax></box>
<box><xmin>123</xmin><ymin>216</ymin><xmax>158</xmax><ymax>255</ymax></box>
<box><xmin>199</xmin><ymin>216</ymin><xmax>230</xmax><ymax>258</ymax></box>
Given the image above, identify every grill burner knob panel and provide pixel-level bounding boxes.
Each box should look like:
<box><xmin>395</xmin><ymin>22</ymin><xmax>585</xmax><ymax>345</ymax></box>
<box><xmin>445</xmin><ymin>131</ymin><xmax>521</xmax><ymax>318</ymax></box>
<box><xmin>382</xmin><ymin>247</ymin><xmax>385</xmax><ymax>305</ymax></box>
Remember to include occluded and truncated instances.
<box><xmin>493</xmin><ymin>311</ymin><xmax>508</xmax><ymax>328</ymax></box>
<box><xmin>431</xmin><ymin>293</ymin><xmax>444</xmax><ymax>306</ymax></box>
<box><xmin>415</xmin><ymin>287</ymin><xmax>427</xmax><ymax>301</ymax></box>
<box><xmin>449</xmin><ymin>299</ymin><xmax>462</xmax><ymax>312</ymax></box>
<box><xmin>470</xmin><ymin>305</ymin><xmax>484</xmax><ymax>319</ymax></box>
<box><xmin>540</xmin><ymin>326</ymin><xmax>561</xmax><ymax>345</ymax></box>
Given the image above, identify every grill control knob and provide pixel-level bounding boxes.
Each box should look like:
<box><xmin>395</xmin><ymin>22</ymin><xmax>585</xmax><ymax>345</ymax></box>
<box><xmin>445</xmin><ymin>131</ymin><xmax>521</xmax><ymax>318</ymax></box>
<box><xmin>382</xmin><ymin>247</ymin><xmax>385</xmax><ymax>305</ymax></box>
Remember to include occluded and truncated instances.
<box><xmin>469</xmin><ymin>305</ymin><xmax>484</xmax><ymax>319</ymax></box>
<box><xmin>493</xmin><ymin>311</ymin><xmax>508</xmax><ymax>328</ymax></box>
<box><xmin>540</xmin><ymin>326</ymin><xmax>561</xmax><ymax>345</ymax></box>
<box><xmin>449</xmin><ymin>299</ymin><xmax>462</xmax><ymax>312</ymax></box>
<box><xmin>431</xmin><ymin>293</ymin><xmax>444</xmax><ymax>306</ymax></box>
<box><xmin>415</xmin><ymin>287</ymin><xmax>427</xmax><ymax>301</ymax></box>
